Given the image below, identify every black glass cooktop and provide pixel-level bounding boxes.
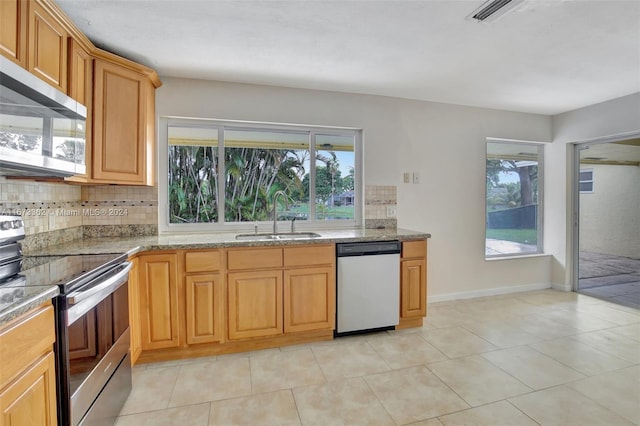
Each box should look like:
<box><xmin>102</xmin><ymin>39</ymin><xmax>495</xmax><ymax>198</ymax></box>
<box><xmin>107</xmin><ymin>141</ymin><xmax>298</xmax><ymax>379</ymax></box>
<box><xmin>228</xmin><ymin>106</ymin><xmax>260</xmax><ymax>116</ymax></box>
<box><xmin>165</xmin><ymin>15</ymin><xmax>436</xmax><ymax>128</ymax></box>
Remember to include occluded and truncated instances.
<box><xmin>0</xmin><ymin>253</ymin><xmax>126</xmax><ymax>292</ymax></box>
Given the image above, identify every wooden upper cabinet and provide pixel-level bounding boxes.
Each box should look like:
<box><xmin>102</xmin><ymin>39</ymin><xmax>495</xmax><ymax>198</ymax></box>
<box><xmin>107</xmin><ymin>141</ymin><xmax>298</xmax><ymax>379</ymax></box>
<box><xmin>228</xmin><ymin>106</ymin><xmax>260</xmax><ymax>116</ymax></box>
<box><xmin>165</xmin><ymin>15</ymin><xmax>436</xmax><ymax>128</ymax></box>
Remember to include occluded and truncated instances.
<box><xmin>1</xmin><ymin>0</ymin><xmax>161</xmax><ymax>186</ymax></box>
<box><xmin>28</xmin><ymin>0</ymin><xmax>67</xmax><ymax>92</ymax></box>
<box><xmin>0</xmin><ymin>0</ymin><xmax>28</xmax><ymax>66</ymax></box>
<box><xmin>92</xmin><ymin>57</ymin><xmax>154</xmax><ymax>185</ymax></box>
<box><xmin>67</xmin><ymin>38</ymin><xmax>92</xmax><ymax>105</ymax></box>
<box><xmin>64</xmin><ymin>38</ymin><xmax>93</xmax><ymax>182</ymax></box>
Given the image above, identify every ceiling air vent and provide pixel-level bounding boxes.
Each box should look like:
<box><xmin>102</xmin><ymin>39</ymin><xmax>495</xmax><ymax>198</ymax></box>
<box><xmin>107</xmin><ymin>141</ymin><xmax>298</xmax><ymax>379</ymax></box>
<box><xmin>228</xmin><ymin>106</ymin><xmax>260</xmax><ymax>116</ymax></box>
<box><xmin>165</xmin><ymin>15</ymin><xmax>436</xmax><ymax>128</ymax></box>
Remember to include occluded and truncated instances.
<box><xmin>467</xmin><ymin>0</ymin><xmax>525</xmax><ymax>23</ymax></box>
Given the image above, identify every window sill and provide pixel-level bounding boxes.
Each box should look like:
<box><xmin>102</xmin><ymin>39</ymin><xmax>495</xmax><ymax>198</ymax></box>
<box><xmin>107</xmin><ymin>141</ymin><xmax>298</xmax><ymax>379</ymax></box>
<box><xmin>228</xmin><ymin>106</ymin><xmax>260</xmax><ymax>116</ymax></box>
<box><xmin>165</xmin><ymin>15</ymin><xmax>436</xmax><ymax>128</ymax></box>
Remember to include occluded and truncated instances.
<box><xmin>485</xmin><ymin>253</ymin><xmax>551</xmax><ymax>261</ymax></box>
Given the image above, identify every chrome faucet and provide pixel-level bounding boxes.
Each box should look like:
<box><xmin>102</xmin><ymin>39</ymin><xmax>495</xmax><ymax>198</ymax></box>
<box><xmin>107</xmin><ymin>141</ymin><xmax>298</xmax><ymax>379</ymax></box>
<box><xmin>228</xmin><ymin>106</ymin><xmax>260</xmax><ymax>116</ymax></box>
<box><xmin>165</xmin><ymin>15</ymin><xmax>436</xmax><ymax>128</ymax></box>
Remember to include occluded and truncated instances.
<box><xmin>272</xmin><ymin>190</ymin><xmax>289</xmax><ymax>234</ymax></box>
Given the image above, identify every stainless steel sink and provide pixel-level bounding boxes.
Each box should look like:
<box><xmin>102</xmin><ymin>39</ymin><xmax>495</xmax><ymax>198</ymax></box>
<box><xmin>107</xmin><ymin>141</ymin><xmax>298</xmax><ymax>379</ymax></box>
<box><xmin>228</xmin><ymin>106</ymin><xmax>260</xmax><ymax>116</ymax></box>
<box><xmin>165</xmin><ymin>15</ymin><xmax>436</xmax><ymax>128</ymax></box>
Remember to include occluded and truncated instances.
<box><xmin>235</xmin><ymin>232</ymin><xmax>322</xmax><ymax>241</ymax></box>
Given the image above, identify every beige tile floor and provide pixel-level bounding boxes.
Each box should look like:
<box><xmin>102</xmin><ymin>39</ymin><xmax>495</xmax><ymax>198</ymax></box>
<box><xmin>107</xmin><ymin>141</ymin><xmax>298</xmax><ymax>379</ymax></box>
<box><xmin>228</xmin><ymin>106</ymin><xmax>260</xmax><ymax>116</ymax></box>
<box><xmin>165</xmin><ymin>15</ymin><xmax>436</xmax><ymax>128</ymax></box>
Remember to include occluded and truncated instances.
<box><xmin>115</xmin><ymin>290</ymin><xmax>640</xmax><ymax>425</ymax></box>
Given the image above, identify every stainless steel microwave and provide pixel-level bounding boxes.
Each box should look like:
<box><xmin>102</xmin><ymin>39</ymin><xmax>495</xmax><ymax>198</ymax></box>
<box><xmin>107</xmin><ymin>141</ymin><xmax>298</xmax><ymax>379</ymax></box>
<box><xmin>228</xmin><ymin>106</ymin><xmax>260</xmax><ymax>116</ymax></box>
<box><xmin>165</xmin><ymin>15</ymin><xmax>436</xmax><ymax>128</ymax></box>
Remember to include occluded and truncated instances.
<box><xmin>0</xmin><ymin>56</ymin><xmax>87</xmax><ymax>177</ymax></box>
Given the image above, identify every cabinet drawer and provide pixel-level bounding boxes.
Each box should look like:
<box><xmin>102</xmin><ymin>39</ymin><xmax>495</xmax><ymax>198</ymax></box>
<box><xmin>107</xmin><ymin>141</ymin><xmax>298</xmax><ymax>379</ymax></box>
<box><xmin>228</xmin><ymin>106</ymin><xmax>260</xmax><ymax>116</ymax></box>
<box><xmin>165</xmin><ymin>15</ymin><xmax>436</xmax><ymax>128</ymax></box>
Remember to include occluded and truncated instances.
<box><xmin>0</xmin><ymin>304</ymin><xmax>55</xmax><ymax>388</ymax></box>
<box><xmin>227</xmin><ymin>248</ymin><xmax>282</xmax><ymax>270</ymax></box>
<box><xmin>402</xmin><ymin>240</ymin><xmax>427</xmax><ymax>259</ymax></box>
<box><xmin>185</xmin><ymin>250</ymin><xmax>221</xmax><ymax>273</ymax></box>
<box><xmin>284</xmin><ymin>244</ymin><xmax>334</xmax><ymax>267</ymax></box>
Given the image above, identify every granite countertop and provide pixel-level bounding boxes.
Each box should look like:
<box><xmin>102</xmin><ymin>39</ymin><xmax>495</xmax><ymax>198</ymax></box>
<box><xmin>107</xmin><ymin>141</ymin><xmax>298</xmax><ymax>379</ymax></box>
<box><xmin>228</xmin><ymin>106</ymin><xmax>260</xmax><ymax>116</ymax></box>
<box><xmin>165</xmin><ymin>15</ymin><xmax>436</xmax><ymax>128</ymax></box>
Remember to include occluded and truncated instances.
<box><xmin>27</xmin><ymin>228</ymin><xmax>431</xmax><ymax>257</ymax></box>
<box><xmin>1</xmin><ymin>228</ymin><xmax>428</xmax><ymax>325</ymax></box>
<box><xmin>0</xmin><ymin>283</ymin><xmax>59</xmax><ymax>327</ymax></box>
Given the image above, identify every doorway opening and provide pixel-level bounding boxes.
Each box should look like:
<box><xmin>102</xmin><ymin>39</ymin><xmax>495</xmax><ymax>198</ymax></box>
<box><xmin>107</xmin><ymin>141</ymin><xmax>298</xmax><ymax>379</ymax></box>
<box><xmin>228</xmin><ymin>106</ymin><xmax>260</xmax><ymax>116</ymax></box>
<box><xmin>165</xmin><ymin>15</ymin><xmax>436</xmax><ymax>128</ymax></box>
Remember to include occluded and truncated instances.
<box><xmin>574</xmin><ymin>137</ymin><xmax>640</xmax><ymax>308</ymax></box>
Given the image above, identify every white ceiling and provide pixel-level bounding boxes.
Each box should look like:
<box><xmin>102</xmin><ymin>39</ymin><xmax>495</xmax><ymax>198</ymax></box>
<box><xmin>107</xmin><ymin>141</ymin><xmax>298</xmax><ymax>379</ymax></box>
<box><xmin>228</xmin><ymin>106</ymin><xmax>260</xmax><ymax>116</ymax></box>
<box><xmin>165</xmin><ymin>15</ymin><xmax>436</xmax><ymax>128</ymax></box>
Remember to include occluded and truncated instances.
<box><xmin>56</xmin><ymin>0</ymin><xmax>640</xmax><ymax>115</ymax></box>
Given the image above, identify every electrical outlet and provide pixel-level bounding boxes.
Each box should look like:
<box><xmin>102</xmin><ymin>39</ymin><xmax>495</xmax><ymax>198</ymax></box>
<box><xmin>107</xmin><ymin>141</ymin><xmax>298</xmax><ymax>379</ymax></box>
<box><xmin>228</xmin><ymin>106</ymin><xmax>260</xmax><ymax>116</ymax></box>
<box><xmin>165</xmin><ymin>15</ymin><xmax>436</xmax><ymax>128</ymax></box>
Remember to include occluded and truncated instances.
<box><xmin>403</xmin><ymin>172</ymin><xmax>410</xmax><ymax>184</ymax></box>
<box><xmin>412</xmin><ymin>172</ymin><xmax>420</xmax><ymax>184</ymax></box>
<box><xmin>386</xmin><ymin>206</ymin><xmax>397</xmax><ymax>218</ymax></box>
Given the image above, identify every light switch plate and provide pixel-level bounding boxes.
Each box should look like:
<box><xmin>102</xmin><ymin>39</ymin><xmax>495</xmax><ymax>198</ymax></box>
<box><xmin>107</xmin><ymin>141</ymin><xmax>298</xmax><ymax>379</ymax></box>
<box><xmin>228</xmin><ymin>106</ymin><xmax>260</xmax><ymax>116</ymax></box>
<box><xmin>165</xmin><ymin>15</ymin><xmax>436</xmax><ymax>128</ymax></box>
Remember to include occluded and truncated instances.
<box><xmin>412</xmin><ymin>172</ymin><xmax>420</xmax><ymax>184</ymax></box>
<box><xmin>403</xmin><ymin>172</ymin><xmax>410</xmax><ymax>184</ymax></box>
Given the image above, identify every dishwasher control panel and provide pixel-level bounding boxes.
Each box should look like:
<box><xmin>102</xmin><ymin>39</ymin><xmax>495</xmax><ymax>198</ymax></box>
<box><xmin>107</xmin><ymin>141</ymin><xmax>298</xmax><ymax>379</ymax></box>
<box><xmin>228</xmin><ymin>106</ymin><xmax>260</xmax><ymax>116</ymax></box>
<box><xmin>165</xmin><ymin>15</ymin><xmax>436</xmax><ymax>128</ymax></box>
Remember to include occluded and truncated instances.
<box><xmin>336</xmin><ymin>240</ymin><xmax>401</xmax><ymax>257</ymax></box>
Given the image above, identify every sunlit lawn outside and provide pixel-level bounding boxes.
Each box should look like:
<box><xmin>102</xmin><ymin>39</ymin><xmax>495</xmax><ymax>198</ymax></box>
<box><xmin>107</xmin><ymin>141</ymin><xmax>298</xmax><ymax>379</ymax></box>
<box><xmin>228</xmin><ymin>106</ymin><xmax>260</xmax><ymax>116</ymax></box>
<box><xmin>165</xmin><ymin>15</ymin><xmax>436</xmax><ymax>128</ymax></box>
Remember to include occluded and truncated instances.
<box><xmin>486</xmin><ymin>228</ymin><xmax>537</xmax><ymax>244</ymax></box>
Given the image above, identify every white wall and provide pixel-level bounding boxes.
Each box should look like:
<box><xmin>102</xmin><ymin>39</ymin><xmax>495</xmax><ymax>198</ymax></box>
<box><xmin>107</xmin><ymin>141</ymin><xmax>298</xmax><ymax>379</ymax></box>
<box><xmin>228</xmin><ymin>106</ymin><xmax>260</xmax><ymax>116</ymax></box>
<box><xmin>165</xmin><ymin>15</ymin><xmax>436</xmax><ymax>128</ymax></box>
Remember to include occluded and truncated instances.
<box><xmin>579</xmin><ymin>164</ymin><xmax>640</xmax><ymax>258</ymax></box>
<box><xmin>548</xmin><ymin>93</ymin><xmax>640</xmax><ymax>289</ymax></box>
<box><xmin>157</xmin><ymin>78</ymin><xmax>553</xmax><ymax>300</ymax></box>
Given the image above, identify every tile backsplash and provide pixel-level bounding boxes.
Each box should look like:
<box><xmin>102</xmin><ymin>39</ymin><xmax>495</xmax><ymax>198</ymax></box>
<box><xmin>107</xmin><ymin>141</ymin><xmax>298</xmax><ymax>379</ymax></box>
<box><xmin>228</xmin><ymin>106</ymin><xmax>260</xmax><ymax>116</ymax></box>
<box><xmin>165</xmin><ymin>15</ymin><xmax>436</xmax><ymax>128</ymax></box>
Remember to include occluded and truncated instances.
<box><xmin>0</xmin><ymin>177</ymin><xmax>82</xmax><ymax>235</ymax></box>
<box><xmin>364</xmin><ymin>185</ymin><xmax>397</xmax><ymax>229</ymax></box>
<box><xmin>1</xmin><ymin>178</ymin><xmax>397</xmax><ymax>250</ymax></box>
<box><xmin>80</xmin><ymin>186</ymin><xmax>158</xmax><ymax>226</ymax></box>
<box><xmin>0</xmin><ymin>177</ymin><xmax>158</xmax><ymax>251</ymax></box>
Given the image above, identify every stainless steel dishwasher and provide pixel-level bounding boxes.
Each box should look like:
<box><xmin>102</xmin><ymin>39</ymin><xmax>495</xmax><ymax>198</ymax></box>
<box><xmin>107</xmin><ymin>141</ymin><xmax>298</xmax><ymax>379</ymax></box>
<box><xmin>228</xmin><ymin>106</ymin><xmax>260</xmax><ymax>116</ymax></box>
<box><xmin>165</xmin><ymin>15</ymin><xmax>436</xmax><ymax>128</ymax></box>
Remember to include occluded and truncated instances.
<box><xmin>335</xmin><ymin>240</ymin><xmax>401</xmax><ymax>336</ymax></box>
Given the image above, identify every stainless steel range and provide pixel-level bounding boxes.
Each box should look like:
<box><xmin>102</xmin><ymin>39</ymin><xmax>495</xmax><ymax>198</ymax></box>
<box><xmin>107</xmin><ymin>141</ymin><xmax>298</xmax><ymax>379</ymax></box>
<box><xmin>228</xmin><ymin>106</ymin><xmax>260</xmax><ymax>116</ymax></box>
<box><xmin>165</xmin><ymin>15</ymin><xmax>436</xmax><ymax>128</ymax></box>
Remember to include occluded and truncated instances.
<box><xmin>0</xmin><ymin>215</ymin><xmax>133</xmax><ymax>426</ymax></box>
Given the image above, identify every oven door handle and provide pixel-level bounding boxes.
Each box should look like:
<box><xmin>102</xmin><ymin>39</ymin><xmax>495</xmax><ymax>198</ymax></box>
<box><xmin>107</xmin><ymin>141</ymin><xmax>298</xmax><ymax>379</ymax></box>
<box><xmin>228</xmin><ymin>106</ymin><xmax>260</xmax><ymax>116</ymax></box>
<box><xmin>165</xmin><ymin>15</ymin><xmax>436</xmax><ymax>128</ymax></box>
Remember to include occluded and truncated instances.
<box><xmin>67</xmin><ymin>261</ymin><xmax>133</xmax><ymax>305</ymax></box>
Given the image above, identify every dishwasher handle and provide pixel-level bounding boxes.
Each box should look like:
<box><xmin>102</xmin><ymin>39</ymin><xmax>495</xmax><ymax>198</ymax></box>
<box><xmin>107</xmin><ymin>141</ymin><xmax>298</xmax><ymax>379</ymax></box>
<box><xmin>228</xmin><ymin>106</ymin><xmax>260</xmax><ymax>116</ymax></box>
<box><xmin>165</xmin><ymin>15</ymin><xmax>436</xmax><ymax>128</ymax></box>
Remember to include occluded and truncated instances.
<box><xmin>336</xmin><ymin>240</ymin><xmax>401</xmax><ymax>257</ymax></box>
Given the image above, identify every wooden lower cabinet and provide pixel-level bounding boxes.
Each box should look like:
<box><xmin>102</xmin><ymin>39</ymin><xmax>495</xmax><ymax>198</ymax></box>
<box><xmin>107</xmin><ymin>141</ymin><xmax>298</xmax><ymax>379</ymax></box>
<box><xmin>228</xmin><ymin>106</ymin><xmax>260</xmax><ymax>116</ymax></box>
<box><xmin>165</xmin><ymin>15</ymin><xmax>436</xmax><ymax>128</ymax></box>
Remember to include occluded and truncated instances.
<box><xmin>400</xmin><ymin>259</ymin><xmax>427</xmax><ymax>318</ymax></box>
<box><xmin>284</xmin><ymin>266</ymin><xmax>335</xmax><ymax>333</ymax></box>
<box><xmin>138</xmin><ymin>253</ymin><xmax>180</xmax><ymax>350</ymax></box>
<box><xmin>227</xmin><ymin>270</ymin><xmax>283</xmax><ymax>340</ymax></box>
<box><xmin>0</xmin><ymin>304</ymin><xmax>57</xmax><ymax>426</ymax></box>
<box><xmin>128</xmin><ymin>258</ymin><xmax>142</xmax><ymax>364</ymax></box>
<box><xmin>399</xmin><ymin>240</ymin><xmax>428</xmax><ymax>328</ymax></box>
<box><xmin>130</xmin><ymin>242</ymin><xmax>424</xmax><ymax>363</ymax></box>
<box><xmin>185</xmin><ymin>273</ymin><xmax>224</xmax><ymax>344</ymax></box>
<box><xmin>0</xmin><ymin>352</ymin><xmax>57</xmax><ymax>426</ymax></box>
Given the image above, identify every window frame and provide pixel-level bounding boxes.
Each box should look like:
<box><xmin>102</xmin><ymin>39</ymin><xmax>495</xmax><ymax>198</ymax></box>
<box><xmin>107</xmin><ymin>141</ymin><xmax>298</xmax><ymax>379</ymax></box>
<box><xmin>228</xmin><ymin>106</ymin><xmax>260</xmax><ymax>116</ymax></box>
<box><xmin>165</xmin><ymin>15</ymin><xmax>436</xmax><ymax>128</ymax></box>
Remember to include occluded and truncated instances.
<box><xmin>579</xmin><ymin>168</ymin><xmax>594</xmax><ymax>193</ymax></box>
<box><xmin>158</xmin><ymin>116</ymin><xmax>363</xmax><ymax>234</ymax></box>
<box><xmin>485</xmin><ymin>138</ymin><xmax>545</xmax><ymax>259</ymax></box>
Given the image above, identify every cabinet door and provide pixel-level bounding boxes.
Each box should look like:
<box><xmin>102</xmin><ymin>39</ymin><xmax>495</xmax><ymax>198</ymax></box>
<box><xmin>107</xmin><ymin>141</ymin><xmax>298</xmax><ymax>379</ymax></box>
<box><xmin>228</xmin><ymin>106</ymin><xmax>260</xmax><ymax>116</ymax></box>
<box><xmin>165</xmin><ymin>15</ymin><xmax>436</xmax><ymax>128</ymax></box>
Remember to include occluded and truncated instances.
<box><xmin>63</xmin><ymin>39</ymin><xmax>93</xmax><ymax>182</ymax></box>
<box><xmin>185</xmin><ymin>274</ymin><xmax>224</xmax><ymax>345</ymax></box>
<box><xmin>67</xmin><ymin>40</ymin><xmax>92</xmax><ymax>104</ymax></box>
<box><xmin>0</xmin><ymin>0</ymin><xmax>27</xmax><ymax>66</ymax></box>
<box><xmin>400</xmin><ymin>259</ymin><xmax>427</xmax><ymax>318</ymax></box>
<box><xmin>228</xmin><ymin>271</ymin><xmax>283</xmax><ymax>340</ymax></box>
<box><xmin>92</xmin><ymin>58</ymin><xmax>151</xmax><ymax>184</ymax></box>
<box><xmin>128</xmin><ymin>258</ymin><xmax>142</xmax><ymax>364</ymax></box>
<box><xmin>0</xmin><ymin>305</ymin><xmax>55</xmax><ymax>389</ymax></box>
<box><xmin>0</xmin><ymin>352</ymin><xmax>57</xmax><ymax>426</ymax></box>
<box><xmin>284</xmin><ymin>267</ymin><xmax>335</xmax><ymax>333</ymax></box>
<box><xmin>139</xmin><ymin>254</ymin><xmax>180</xmax><ymax>350</ymax></box>
<box><xmin>28</xmin><ymin>0</ymin><xmax>67</xmax><ymax>91</ymax></box>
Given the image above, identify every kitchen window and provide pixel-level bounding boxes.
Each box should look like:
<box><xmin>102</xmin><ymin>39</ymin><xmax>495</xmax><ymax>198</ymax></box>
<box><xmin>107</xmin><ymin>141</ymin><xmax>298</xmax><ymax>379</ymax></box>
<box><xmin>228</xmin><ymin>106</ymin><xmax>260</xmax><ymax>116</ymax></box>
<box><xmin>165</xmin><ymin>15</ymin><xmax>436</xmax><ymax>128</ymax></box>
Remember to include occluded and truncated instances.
<box><xmin>158</xmin><ymin>117</ymin><xmax>362</xmax><ymax>232</ymax></box>
<box><xmin>485</xmin><ymin>139</ymin><xmax>544</xmax><ymax>257</ymax></box>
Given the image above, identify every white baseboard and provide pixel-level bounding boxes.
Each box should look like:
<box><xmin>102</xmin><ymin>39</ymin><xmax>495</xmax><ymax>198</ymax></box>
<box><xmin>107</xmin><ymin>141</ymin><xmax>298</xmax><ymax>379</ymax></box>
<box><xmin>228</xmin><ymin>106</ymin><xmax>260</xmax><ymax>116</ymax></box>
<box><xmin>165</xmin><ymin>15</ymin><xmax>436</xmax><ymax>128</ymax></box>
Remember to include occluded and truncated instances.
<box><xmin>429</xmin><ymin>282</ymin><xmax>552</xmax><ymax>303</ymax></box>
<box><xmin>551</xmin><ymin>282</ymin><xmax>572</xmax><ymax>291</ymax></box>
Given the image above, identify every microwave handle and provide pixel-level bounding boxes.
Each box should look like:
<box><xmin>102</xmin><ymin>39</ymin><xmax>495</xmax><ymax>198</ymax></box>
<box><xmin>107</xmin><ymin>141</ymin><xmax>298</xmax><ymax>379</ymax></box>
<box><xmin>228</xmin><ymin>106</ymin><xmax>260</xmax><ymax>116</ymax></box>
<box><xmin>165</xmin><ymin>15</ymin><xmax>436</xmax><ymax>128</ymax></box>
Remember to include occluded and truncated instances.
<box><xmin>67</xmin><ymin>262</ymin><xmax>133</xmax><ymax>305</ymax></box>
